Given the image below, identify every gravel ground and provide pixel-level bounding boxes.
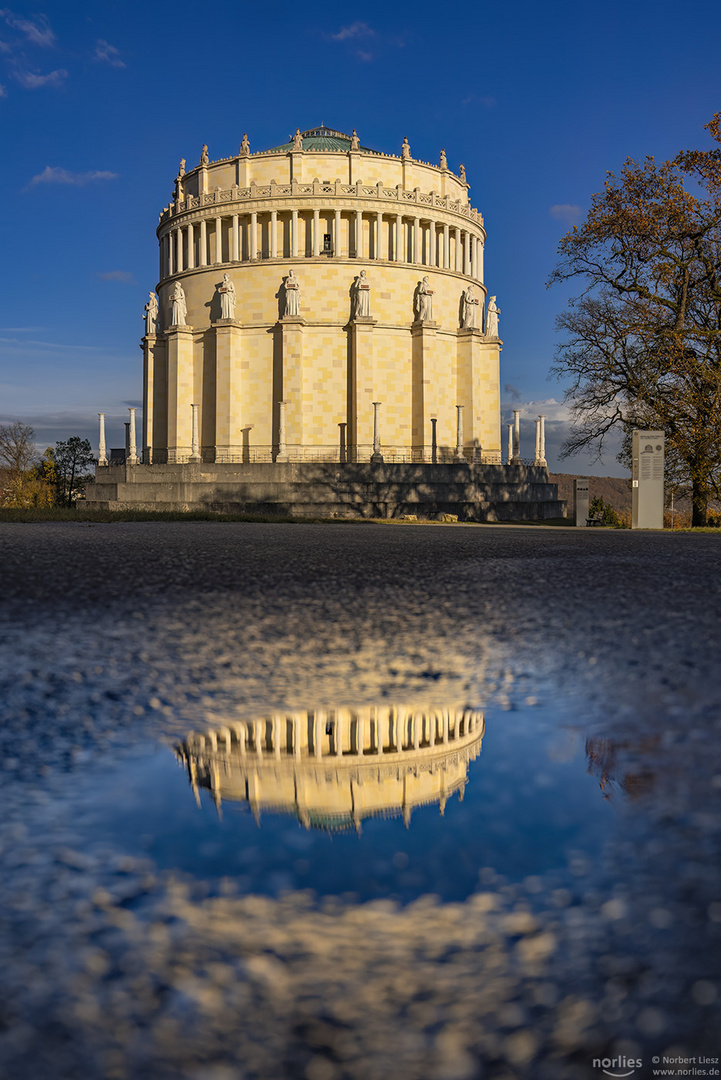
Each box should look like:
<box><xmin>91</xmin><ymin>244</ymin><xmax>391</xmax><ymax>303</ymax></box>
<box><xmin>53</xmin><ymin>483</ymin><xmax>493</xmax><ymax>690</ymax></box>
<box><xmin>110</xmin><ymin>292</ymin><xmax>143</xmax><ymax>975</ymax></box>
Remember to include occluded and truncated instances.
<box><xmin>1</xmin><ymin>522</ymin><xmax>720</xmax><ymax>1079</ymax></box>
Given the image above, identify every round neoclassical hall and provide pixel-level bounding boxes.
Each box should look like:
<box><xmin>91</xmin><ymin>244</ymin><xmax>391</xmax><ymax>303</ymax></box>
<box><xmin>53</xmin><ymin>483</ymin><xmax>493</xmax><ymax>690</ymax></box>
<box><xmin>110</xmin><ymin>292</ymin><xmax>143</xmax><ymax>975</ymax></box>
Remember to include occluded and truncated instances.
<box><xmin>142</xmin><ymin>126</ymin><xmax>501</xmax><ymax>465</ymax></box>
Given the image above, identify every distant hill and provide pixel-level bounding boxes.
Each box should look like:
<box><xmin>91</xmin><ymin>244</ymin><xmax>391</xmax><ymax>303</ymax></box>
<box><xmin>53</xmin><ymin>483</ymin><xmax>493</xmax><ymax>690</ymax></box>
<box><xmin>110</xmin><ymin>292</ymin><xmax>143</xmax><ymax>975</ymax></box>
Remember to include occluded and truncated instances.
<box><xmin>548</xmin><ymin>473</ymin><xmax>631</xmax><ymax>515</ymax></box>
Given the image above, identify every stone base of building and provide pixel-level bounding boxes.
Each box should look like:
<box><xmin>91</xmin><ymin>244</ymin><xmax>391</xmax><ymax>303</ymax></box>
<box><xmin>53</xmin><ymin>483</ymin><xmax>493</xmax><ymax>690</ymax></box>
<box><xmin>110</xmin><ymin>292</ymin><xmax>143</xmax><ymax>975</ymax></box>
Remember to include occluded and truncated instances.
<box><xmin>85</xmin><ymin>462</ymin><xmax>566</xmax><ymax>521</ymax></box>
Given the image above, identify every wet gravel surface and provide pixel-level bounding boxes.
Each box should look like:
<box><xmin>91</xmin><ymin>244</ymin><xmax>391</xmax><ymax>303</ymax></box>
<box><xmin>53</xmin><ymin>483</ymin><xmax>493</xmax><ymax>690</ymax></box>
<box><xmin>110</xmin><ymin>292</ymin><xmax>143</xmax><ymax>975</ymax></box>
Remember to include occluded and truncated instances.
<box><xmin>1</xmin><ymin>522</ymin><xmax>720</xmax><ymax>1079</ymax></box>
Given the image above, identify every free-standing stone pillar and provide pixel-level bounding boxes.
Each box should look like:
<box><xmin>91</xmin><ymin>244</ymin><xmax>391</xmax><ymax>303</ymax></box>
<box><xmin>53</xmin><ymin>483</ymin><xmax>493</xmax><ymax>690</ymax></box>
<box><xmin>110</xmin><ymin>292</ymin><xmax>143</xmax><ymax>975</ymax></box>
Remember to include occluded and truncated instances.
<box><xmin>507</xmin><ymin>423</ymin><xmax>513</xmax><ymax>465</ymax></box>
<box><xmin>189</xmin><ymin>403</ymin><xmax>201</xmax><ymax>463</ymax></box>
<box><xmin>455</xmin><ymin>404</ymin><xmax>465</xmax><ymax>461</ymax></box>
<box><xmin>512</xmin><ymin>409</ymin><xmax>522</xmax><ymax>465</ymax></box>
<box><xmin>127</xmin><ymin>407</ymin><xmax>139</xmax><ymax>465</ymax></box>
<box><xmin>166</xmin><ymin>325</ymin><xmax>194</xmax><ymax>463</ymax></box>
<box><xmin>276</xmin><ymin>400</ymin><xmax>288</xmax><ymax>462</ymax></box>
<box><xmin>98</xmin><ymin>413</ymin><xmax>107</xmax><ymax>466</ymax></box>
<box><xmin>538</xmin><ymin>414</ymin><xmax>547</xmax><ymax>466</ymax></box>
<box><xmin>215</xmin><ymin>318</ymin><xmax>242</xmax><ymax>462</ymax></box>
<box><xmin>371</xmin><ymin>402</ymin><xmax>384</xmax><ymax>464</ymax></box>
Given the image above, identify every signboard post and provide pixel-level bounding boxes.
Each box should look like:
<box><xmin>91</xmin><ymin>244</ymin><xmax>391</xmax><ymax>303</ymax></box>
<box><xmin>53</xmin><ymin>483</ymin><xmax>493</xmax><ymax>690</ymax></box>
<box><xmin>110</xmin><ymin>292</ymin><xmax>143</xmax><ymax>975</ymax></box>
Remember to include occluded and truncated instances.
<box><xmin>632</xmin><ymin>430</ymin><xmax>664</xmax><ymax>529</ymax></box>
<box><xmin>574</xmin><ymin>478</ymin><xmax>590</xmax><ymax>527</ymax></box>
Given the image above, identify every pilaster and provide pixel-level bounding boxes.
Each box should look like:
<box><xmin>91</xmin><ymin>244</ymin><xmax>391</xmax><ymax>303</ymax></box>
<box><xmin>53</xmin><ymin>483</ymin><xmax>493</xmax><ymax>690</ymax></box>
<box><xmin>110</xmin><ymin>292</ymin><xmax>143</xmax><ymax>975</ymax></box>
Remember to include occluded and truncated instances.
<box><xmin>142</xmin><ymin>335</ymin><xmax>156</xmax><ymax>463</ymax></box>
<box><xmin>214</xmin><ymin>319</ymin><xmax>243</xmax><ymax>462</ymax></box>
<box><xmin>411</xmin><ymin>320</ymin><xmax>437</xmax><ymax>459</ymax></box>
<box><xmin>166</xmin><ymin>326</ymin><xmax>195</xmax><ymax>463</ymax></box>
<box><xmin>349</xmin><ymin>317</ymin><xmax>377</xmax><ymax>460</ymax></box>
<box><xmin>280</xmin><ymin>316</ymin><xmax>305</xmax><ymax>453</ymax></box>
<box><xmin>457</xmin><ymin>328</ymin><xmax>501</xmax><ymax>462</ymax></box>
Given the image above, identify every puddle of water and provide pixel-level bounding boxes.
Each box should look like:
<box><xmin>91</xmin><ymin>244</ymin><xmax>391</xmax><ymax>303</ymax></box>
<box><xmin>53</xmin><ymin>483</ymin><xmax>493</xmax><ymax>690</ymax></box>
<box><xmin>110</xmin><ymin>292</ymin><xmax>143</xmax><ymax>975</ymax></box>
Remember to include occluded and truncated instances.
<box><xmin>42</xmin><ymin>703</ymin><xmax>619</xmax><ymax>902</ymax></box>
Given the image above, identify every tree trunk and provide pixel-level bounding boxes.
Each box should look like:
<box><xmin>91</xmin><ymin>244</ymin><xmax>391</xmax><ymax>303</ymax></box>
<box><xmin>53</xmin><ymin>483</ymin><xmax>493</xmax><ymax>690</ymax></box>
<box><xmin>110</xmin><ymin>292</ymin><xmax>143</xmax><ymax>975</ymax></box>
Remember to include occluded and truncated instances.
<box><xmin>692</xmin><ymin>478</ymin><xmax>708</xmax><ymax>527</ymax></box>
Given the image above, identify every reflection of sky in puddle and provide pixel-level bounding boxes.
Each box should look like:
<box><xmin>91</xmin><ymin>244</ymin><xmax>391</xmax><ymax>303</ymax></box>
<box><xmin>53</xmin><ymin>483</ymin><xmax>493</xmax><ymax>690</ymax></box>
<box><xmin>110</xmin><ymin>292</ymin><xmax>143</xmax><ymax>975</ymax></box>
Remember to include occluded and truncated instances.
<box><xmin>61</xmin><ymin>702</ymin><xmax>618</xmax><ymax>903</ymax></box>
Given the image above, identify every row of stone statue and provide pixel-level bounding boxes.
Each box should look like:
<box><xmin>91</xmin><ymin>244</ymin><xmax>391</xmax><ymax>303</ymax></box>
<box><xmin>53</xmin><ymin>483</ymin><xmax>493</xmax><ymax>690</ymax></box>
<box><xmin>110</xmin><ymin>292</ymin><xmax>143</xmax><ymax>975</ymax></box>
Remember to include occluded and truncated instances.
<box><xmin>177</xmin><ymin>133</ymin><xmax>467</xmax><ymax>180</ymax></box>
<box><xmin>144</xmin><ymin>277</ymin><xmax>499</xmax><ymax>336</ymax></box>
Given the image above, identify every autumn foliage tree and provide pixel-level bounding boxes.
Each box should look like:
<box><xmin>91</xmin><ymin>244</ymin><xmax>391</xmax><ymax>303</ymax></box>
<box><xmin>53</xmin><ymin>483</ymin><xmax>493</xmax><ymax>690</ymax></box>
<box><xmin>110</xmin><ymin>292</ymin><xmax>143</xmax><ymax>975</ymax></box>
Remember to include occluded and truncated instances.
<box><xmin>550</xmin><ymin>116</ymin><xmax>721</xmax><ymax>525</ymax></box>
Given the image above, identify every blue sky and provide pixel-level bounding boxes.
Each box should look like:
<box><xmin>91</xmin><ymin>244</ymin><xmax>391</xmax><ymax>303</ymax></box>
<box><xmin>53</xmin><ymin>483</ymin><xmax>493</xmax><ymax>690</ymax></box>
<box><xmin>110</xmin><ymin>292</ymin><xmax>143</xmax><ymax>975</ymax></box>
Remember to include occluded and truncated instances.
<box><xmin>1</xmin><ymin>0</ymin><xmax>719</xmax><ymax>473</ymax></box>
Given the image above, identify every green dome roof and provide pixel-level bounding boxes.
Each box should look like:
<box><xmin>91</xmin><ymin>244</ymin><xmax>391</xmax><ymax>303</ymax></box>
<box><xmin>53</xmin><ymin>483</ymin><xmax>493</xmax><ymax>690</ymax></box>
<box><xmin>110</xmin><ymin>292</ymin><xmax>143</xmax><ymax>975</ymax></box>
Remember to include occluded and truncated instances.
<box><xmin>264</xmin><ymin>126</ymin><xmax>376</xmax><ymax>153</ymax></box>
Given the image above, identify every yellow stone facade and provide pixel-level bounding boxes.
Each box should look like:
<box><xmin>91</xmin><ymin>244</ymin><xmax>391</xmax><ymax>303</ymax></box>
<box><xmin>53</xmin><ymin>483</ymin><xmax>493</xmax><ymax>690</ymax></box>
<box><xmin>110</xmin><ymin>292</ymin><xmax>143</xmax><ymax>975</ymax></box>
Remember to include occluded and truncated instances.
<box><xmin>143</xmin><ymin>127</ymin><xmax>502</xmax><ymax>464</ymax></box>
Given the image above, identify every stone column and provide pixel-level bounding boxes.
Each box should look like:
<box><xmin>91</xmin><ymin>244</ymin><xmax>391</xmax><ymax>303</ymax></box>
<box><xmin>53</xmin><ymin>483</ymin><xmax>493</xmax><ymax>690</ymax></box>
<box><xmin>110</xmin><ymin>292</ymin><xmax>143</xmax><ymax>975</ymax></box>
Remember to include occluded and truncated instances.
<box><xmin>507</xmin><ymin>423</ymin><xmax>513</xmax><ymax>464</ymax></box>
<box><xmin>443</xmin><ymin>224</ymin><xmax>450</xmax><ymax>269</ymax></box>
<box><xmin>276</xmin><ymin>400</ymin><xmax>288</xmax><ymax>462</ymax></box>
<box><xmin>273</xmin><ymin>715</ymin><xmax>282</xmax><ymax>759</ymax></box>
<box><xmin>176</xmin><ymin>228</ymin><xmax>183</xmax><ymax>274</ymax></box>
<box><xmin>412</xmin><ymin>712</ymin><xmax>420</xmax><ymax>750</ymax></box>
<box><xmin>371</xmin><ymin>401</ymin><xmax>383</xmax><ymax>464</ymax></box>
<box><xmin>376</xmin><ymin>211</ymin><xmax>383</xmax><ymax>259</ymax></box>
<box><xmin>395</xmin><ymin>708</ymin><xmax>405</xmax><ymax>752</ymax></box>
<box><xmin>534</xmin><ymin>418</ymin><xmax>541</xmax><ymax>464</ymax></box>
<box><xmin>455</xmin><ymin>404</ymin><xmax>465</xmax><ymax>462</ymax></box>
<box><xmin>395</xmin><ymin>214</ymin><xmax>402</xmax><ymax>262</ymax></box>
<box><xmin>334</xmin><ymin>209</ymin><xmax>341</xmax><ymax>256</ymax></box>
<box><xmin>411</xmin><ymin>319</ymin><xmax>437</xmax><ymax>460</ymax></box>
<box><xmin>199</xmin><ymin>220</ymin><xmax>207</xmax><ymax>266</ymax></box>
<box><xmin>538</xmin><ymin>414</ymin><xmax>547</xmax><ymax>466</ymax></box>
<box><xmin>291</xmin><ymin>209</ymin><xmax>298</xmax><ymax>258</ymax></box>
<box><xmin>314</xmin><ymin>711</ymin><xmax>324</xmax><ymax>760</ymax></box>
<box><xmin>250</xmin><ymin>212</ymin><xmax>257</xmax><ymax>260</ymax></box>
<box><xmin>349</xmin><ymin>317</ymin><xmax>377</xmax><ymax>462</ymax></box>
<box><xmin>189</xmin><ymin>403</ymin><xmax>201</xmax><ymax>463</ymax></box>
<box><xmin>270</xmin><ymin>210</ymin><xmax>277</xmax><ymax>258</ymax></box>
<box><xmin>232</xmin><ymin>215</ymin><xmax>239</xmax><ymax>261</ymax></box>
<box><xmin>98</xmin><ymin>413</ymin><xmax>107</xmax><ymax>466</ymax></box>
<box><xmin>166</xmin><ymin>326</ymin><xmax>194</xmax><ymax>463</ymax></box>
<box><xmin>127</xmin><ymin>407</ymin><xmax>139</xmax><ymax>465</ymax></box>
<box><xmin>293</xmin><ymin>714</ymin><xmax>301</xmax><ymax>760</ymax></box>
<box><xmin>313</xmin><ymin>209</ymin><xmax>320</xmax><ymax>257</ymax></box>
<box><xmin>214</xmin><ymin>216</ymin><xmax>222</xmax><ymax>264</ymax></box>
<box><xmin>215</xmin><ymin>318</ymin><xmax>242</xmax><ymax>462</ymax></box>
<box><xmin>186</xmin><ymin>224</ymin><xmax>195</xmax><ymax>269</ymax></box>
<box><xmin>413</xmin><ymin>217</ymin><xmax>420</xmax><ymax>263</ymax></box>
<box><xmin>512</xmin><ymin>409</ymin><xmax>521</xmax><ymax>464</ymax></box>
<box><xmin>355</xmin><ymin>210</ymin><xmax>363</xmax><ymax>258</ymax></box>
<box><xmin>454</xmin><ymin>227</ymin><xmax>461</xmax><ymax>271</ymax></box>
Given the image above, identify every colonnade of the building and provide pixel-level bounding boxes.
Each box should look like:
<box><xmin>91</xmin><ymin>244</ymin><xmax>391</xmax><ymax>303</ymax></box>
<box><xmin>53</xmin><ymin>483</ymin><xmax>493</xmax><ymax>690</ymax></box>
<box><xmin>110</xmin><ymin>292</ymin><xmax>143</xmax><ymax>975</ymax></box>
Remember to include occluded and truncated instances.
<box><xmin>161</xmin><ymin>210</ymin><xmax>484</xmax><ymax>280</ymax></box>
<box><xmin>187</xmin><ymin>707</ymin><xmax>483</xmax><ymax>761</ymax></box>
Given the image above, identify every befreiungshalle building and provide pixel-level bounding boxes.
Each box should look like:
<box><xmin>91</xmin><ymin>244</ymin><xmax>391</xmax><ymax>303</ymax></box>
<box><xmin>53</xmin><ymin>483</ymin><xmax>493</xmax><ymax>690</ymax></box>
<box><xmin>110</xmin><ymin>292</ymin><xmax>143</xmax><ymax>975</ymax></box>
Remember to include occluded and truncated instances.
<box><xmin>88</xmin><ymin>126</ymin><xmax>562</xmax><ymax>520</ymax></box>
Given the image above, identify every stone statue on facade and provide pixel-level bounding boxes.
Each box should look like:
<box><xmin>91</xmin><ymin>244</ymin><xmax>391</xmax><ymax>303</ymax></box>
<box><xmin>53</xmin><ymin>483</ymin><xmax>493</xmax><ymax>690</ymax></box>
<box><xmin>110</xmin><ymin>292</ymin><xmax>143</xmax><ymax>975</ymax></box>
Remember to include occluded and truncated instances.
<box><xmin>200</xmin><ymin>144</ymin><xmax>209</xmax><ymax>166</ymax></box>
<box><xmin>218</xmin><ymin>273</ymin><xmax>236</xmax><ymax>320</ymax></box>
<box><xmin>240</xmin><ymin>133</ymin><xmax>250</xmax><ymax>155</ymax></box>
<box><xmin>462</xmin><ymin>285</ymin><xmax>479</xmax><ymax>329</ymax></box>
<box><xmin>144</xmin><ymin>291</ymin><xmax>159</xmax><ymax>336</ymax></box>
<box><xmin>485</xmin><ymin>295</ymin><xmax>500</xmax><ymax>338</ymax></box>
<box><xmin>353</xmin><ymin>270</ymin><xmax>371</xmax><ymax>318</ymax></box>
<box><xmin>459</xmin><ymin>163</ymin><xmax>467</xmax><ymax>184</ymax></box>
<box><xmin>416</xmin><ymin>276</ymin><xmax>433</xmax><ymax>322</ymax></box>
<box><xmin>292</xmin><ymin>128</ymin><xmax>303</xmax><ymax>150</ymax></box>
<box><xmin>284</xmin><ymin>269</ymin><xmax>301</xmax><ymax>317</ymax></box>
<box><xmin>401</xmin><ymin>136</ymin><xmax>411</xmax><ymax>160</ymax></box>
<box><xmin>170</xmin><ymin>281</ymin><xmax>187</xmax><ymax>327</ymax></box>
<box><xmin>178</xmin><ymin>158</ymin><xmax>186</xmax><ymax>177</ymax></box>
<box><xmin>440</xmin><ymin>148</ymin><xmax>448</xmax><ymax>170</ymax></box>
<box><xmin>350</xmin><ymin>129</ymin><xmax>360</xmax><ymax>150</ymax></box>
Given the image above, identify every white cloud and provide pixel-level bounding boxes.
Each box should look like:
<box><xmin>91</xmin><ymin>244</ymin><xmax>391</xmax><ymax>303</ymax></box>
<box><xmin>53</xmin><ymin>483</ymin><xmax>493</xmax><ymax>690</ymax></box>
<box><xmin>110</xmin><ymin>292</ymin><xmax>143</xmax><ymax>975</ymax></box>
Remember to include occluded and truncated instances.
<box><xmin>331</xmin><ymin>21</ymin><xmax>375</xmax><ymax>41</ymax></box>
<box><xmin>461</xmin><ymin>94</ymin><xmax>496</xmax><ymax>108</ymax></box>
<box><xmin>0</xmin><ymin>10</ymin><xmax>55</xmax><ymax>47</ymax></box>
<box><xmin>27</xmin><ymin>166</ymin><xmax>118</xmax><ymax>187</ymax></box>
<box><xmin>550</xmin><ymin>203</ymin><xmax>582</xmax><ymax>225</ymax></box>
<box><xmin>97</xmin><ymin>271</ymin><xmax>134</xmax><ymax>283</ymax></box>
<box><xmin>94</xmin><ymin>39</ymin><xmax>124</xmax><ymax>68</ymax></box>
<box><xmin>14</xmin><ymin>68</ymin><xmax>67</xmax><ymax>88</ymax></box>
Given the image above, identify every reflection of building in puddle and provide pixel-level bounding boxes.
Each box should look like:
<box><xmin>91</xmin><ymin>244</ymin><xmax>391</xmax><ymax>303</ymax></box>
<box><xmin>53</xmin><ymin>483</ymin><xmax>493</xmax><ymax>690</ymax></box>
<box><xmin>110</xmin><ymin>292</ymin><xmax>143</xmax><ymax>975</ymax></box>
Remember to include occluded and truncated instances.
<box><xmin>175</xmin><ymin>706</ymin><xmax>484</xmax><ymax>830</ymax></box>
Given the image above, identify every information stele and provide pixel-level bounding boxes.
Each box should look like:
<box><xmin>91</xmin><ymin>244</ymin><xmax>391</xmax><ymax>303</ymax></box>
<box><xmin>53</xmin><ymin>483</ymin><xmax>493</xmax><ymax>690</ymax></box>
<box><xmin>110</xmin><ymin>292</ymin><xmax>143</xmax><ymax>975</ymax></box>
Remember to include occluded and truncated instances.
<box><xmin>632</xmin><ymin>430</ymin><xmax>664</xmax><ymax>530</ymax></box>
